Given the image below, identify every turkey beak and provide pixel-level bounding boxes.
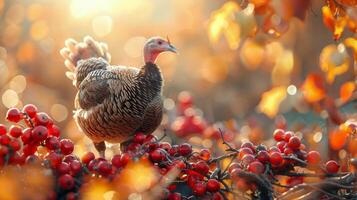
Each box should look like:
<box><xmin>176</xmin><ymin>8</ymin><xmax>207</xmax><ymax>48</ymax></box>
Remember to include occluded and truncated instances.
<box><xmin>167</xmin><ymin>44</ymin><xmax>178</xmax><ymax>54</ymax></box>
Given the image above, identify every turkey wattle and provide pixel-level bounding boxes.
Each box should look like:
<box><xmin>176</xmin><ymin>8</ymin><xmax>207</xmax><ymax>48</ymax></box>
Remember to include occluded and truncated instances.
<box><xmin>60</xmin><ymin>36</ymin><xmax>177</xmax><ymax>157</ymax></box>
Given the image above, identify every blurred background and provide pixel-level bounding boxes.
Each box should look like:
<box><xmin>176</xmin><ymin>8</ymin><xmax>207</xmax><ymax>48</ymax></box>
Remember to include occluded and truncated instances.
<box><xmin>0</xmin><ymin>0</ymin><xmax>356</xmax><ymax>157</ymax></box>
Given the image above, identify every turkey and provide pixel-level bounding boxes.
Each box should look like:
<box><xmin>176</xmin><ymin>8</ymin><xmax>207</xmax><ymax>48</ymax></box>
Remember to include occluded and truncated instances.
<box><xmin>59</xmin><ymin>36</ymin><xmax>177</xmax><ymax>157</ymax></box>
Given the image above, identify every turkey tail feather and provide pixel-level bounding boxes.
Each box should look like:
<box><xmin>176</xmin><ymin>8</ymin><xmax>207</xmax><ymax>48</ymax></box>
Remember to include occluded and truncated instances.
<box><xmin>59</xmin><ymin>36</ymin><xmax>111</xmax><ymax>84</ymax></box>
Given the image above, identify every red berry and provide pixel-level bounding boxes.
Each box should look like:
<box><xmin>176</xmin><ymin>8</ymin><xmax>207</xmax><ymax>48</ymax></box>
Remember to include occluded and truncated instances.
<box><xmin>273</xmin><ymin>129</ymin><xmax>285</xmax><ymax>141</ymax></box>
<box><xmin>325</xmin><ymin>160</ymin><xmax>339</xmax><ymax>174</ymax></box>
<box><xmin>248</xmin><ymin>161</ymin><xmax>265</xmax><ymax>174</ymax></box>
<box><xmin>0</xmin><ymin>124</ymin><xmax>7</xmax><ymax>135</ymax></box>
<box><xmin>120</xmin><ymin>153</ymin><xmax>131</xmax><ymax>167</ymax></box>
<box><xmin>70</xmin><ymin>160</ymin><xmax>82</xmax><ymax>175</ymax></box>
<box><xmin>23</xmin><ymin>144</ymin><xmax>37</xmax><ymax>156</ymax></box>
<box><xmin>9</xmin><ymin>125</ymin><xmax>22</xmax><ymax>138</ymax></box>
<box><xmin>212</xmin><ymin>193</ymin><xmax>224</xmax><ymax>200</ymax></box>
<box><xmin>58</xmin><ymin>162</ymin><xmax>71</xmax><ymax>174</ymax></box>
<box><xmin>306</xmin><ymin>151</ymin><xmax>321</xmax><ymax>165</ymax></box>
<box><xmin>21</xmin><ymin>128</ymin><xmax>32</xmax><ymax>144</ymax></box>
<box><xmin>82</xmin><ymin>152</ymin><xmax>95</xmax><ymax>165</ymax></box>
<box><xmin>111</xmin><ymin>154</ymin><xmax>122</xmax><ymax>168</ymax></box>
<box><xmin>9</xmin><ymin>152</ymin><xmax>23</xmax><ymax>165</ymax></box>
<box><xmin>6</xmin><ymin>108</ymin><xmax>22</xmax><ymax>122</ymax></box>
<box><xmin>22</xmin><ymin>104</ymin><xmax>38</xmax><ymax>118</ymax></box>
<box><xmin>257</xmin><ymin>150</ymin><xmax>270</xmax><ymax>163</ymax></box>
<box><xmin>193</xmin><ymin>182</ymin><xmax>206</xmax><ymax>196</ymax></box>
<box><xmin>127</xmin><ymin>143</ymin><xmax>140</xmax><ymax>152</ymax></box>
<box><xmin>31</xmin><ymin>126</ymin><xmax>48</xmax><ymax>141</ymax></box>
<box><xmin>65</xmin><ymin>192</ymin><xmax>76</xmax><ymax>200</ymax></box>
<box><xmin>167</xmin><ymin>192</ymin><xmax>181</xmax><ymax>200</ymax></box>
<box><xmin>133</xmin><ymin>132</ymin><xmax>146</xmax><ymax>144</ymax></box>
<box><xmin>284</xmin><ymin>131</ymin><xmax>294</xmax><ymax>142</ymax></box>
<box><xmin>63</xmin><ymin>155</ymin><xmax>78</xmax><ymax>163</ymax></box>
<box><xmin>178</xmin><ymin>143</ymin><xmax>192</xmax><ymax>156</ymax></box>
<box><xmin>276</xmin><ymin>141</ymin><xmax>287</xmax><ymax>152</ymax></box>
<box><xmin>45</xmin><ymin>136</ymin><xmax>60</xmax><ymax>150</ymax></box>
<box><xmin>144</xmin><ymin>134</ymin><xmax>157</xmax><ymax>143</ymax></box>
<box><xmin>242</xmin><ymin>154</ymin><xmax>255</xmax><ymax>166</ymax></box>
<box><xmin>48</xmin><ymin>125</ymin><xmax>60</xmax><ymax>137</ymax></box>
<box><xmin>199</xmin><ymin>149</ymin><xmax>211</xmax><ymax>161</ymax></box>
<box><xmin>283</xmin><ymin>147</ymin><xmax>294</xmax><ymax>155</ymax></box>
<box><xmin>241</xmin><ymin>142</ymin><xmax>255</xmax><ymax>152</ymax></box>
<box><xmin>34</xmin><ymin>112</ymin><xmax>51</xmax><ymax>126</ymax></box>
<box><xmin>269</xmin><ymin>146</ymin><xmax>280</xmax><ymax>153</ymax></box>
<box><xmin>9</xmin><ymin>139</ymin><xmax>21</xmax><ymax>151</ymax></box>
<box><xmin>169</xmin><ymin>145</ymin><xmax>179</xmax><ymax>156</ymax></box>
<box><xmin>228</xmin><ymin>163</ymin><xmax>241</xmax><ymax>174</ymax></box>
<box><xmin>150</xmin><ymin>148</ymin><xmax>165</xmax><ymax>163</ymax></box>
<box><xmin>0</xmin><ymin>135</ymin><xmax>10</xmax><ymax>145</ymax></box>
<box><xmin>194</xmin><ymin>160</ymin><xmax>209</xmax><ymax>175</ymax></box>
<box><xmin>172</xmin><ymin>160</ymin><xmax>186</xmax><ymax>169</ymax></box>
<box><xmin>87</xmin><ymin>159</ymin><xmax>99</xmax><ymax>171</ymax></box>
<box><xmin>46</xmin><ymin>152</ymin><xmax>62</xmax><ymax>168</ymax></box>
<box><xmin>288</xmin><ymin>136</ymin><xmax>301</xmax><ymax>150</ymax></box>
<box><xmin>207</xmin><ymin>179</ymin><xmax>220</xmax><ymax>192</ymax></box>
<box><xmin>97</xmin><ymin>161</ymin><xmax>112</xmax><ymax>175</ymax></box>
<box><xmin>60</xmin><ymin>139</ymin><xmax>74</xmax><ymax>155</ymax></box>
<box><xmin>58</xmin><ymin>174</ymin><xmax>74</xmax><ymax>190</ymax></box>
<box><xmin>0</xmin><ymin>145</ymin><xmax>9</xmax><ymax>156</ymax></box>
<box><xmin>159</xmin><ymin>142</ymin><xmax>172</xmax><ymax>151</ymax></box>
<box><xmin>239</xmin><ymin>147</ymin><xmax>253</xmax><ymax>159</ymax></box>
<box><xmin>270</xmin><ymin>152</ymin><xmax>283</xmax><ymax>166</ymax></box>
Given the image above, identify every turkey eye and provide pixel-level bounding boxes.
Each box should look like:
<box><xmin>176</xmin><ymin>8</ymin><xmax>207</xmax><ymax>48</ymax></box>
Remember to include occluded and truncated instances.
<box><xmin>158</xmin><ymin>41</ymin><xmax>162</xmax><ymax>45</ymax></box>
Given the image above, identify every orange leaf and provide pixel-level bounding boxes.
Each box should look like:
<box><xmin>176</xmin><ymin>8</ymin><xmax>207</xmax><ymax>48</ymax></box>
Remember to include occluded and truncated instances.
<box><xmin>329</xmin><ymin>129</ymin><xmax>348</xmax><ymax>150</ymax></box>
<box><xmin>336</xmin><ymin>0</ymin><xmax>357</xmax><ymax>6</ymax></box>
<box><xmin>257</xmin><ymin>86</ymin><xmax>287</xmax><ymax>118</ymax></box>
<box><xmin>340</xmin><ymin>81</ymin><xmax>356</xmax><ymax>103</ymax></box>
<box><xmin>322</xmin><ymin>6</ymin><xmax>335</xmax><ymax>32</ymax></box>
<box><xmin>322</xmin><ymin>5</ymin><xmax>347</xmax><ymax>40</ymax></box>
<box><xmin>301</xmin><ymin>74</ymin><xmax>326</xmax><ymax>103</ymax></box>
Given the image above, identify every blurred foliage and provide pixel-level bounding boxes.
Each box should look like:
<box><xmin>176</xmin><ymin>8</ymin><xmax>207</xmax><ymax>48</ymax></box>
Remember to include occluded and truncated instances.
<box><xmin>0</xmin><ymin>0</ymin><xmax>355</xmax><ymax>172</ymax></box>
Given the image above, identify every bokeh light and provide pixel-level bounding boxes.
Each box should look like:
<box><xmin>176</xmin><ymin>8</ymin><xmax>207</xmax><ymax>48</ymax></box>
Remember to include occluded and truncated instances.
<box><xmin>2</xmin><ymin>89</ymin><xmax>19</xmax><ymax>108</ymax></box>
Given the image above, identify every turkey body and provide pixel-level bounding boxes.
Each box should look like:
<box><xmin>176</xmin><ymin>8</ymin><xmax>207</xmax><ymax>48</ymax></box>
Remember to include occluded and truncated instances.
<box><xmin>60</xmin><ymin>36</ymin><xmax>176</xmax><ymax>155</ymax></box>
<box><xmin>73</xmin><ymin>58</ymin><xmax>163</xmax><ymax>143</ymax></box>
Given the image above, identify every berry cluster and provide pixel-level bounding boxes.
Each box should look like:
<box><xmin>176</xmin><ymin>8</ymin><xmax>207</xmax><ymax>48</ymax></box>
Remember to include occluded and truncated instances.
<box><xmin>0</xmin><ymin>105</ymin><xmax>355</xmax><ymax>200</ymax></box>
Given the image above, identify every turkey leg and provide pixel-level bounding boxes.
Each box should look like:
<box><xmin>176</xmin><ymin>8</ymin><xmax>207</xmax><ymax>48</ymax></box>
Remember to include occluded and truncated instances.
<box><xmin>94</xmin><ymin>141</ymin><xmax>106</xmax><ymax>158</ymax></box>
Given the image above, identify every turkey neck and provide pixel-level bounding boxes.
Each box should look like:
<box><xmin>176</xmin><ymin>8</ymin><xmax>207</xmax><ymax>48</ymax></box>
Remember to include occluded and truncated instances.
<box><xmin>137</xmin><ymin>62</ymin><xmax>163</xmax><ymax>97</ymax></box>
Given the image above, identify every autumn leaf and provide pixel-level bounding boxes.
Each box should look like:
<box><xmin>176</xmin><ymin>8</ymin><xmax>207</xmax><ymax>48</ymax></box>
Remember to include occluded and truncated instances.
<box><xmin>319</xmin><ymin>44</ymin><xmax>350</xmax><ymax>84</ymax></box>
<box><xmin>340</xmin><ymin>81</ymin><xmax>356</xmax><ymax>103</ymax></box>
<box><xmin>301</xmin><ymin>73</ymin><xmax>326</xmax><ymax>103</ymax></box>
<box><xmin>208</xmin><ymin>2</ymin><xmax>241</xmax><ymax>49</ymax></box>
<box><xmin>329</xmin><ymin>129</ymin><xmax>348</xmax><ymax>150</ymax></box>
<box><xmin>257</xmin><ymin>86</ymin><xmax>287</xmax><ymax>118</ymax></box>
<box><xmin>336</xmin><ymin>0</ymin><xmax>357</xmax><ymax>6</ymax></box>
<box><xmin>322</xmin><ymin>5</ymin><xmax>347</xmax><ymax>40</ymax></box>
<box><xmin>344</xmin><ymin>37</ymin><xmax>357</xmax><ymax>60</ymax></box>
<box><xmin>272</xmin><ymin>49</ymin><xmax>294</xmax><ymax>85</ymax></box>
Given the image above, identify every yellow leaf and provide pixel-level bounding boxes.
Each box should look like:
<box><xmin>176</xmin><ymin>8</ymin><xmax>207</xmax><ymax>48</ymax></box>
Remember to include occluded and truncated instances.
<box><xmin>344</xmin><ymin>37</ymin><xmax>357</xmax><ymax>59</ymax></box>
<box><xmin>224</xmin><ymin>21</ymin><xmax>241</xmax><ymax>49</ymax></box>
<box><xmin>257</xmin><ymin>86</ymin><xmax>287</xmax><ymax>118</ymax></box>
<box><xmin>272</xmin><ymin>49</ymin><xmax>294</xmax><ymax>85</ymax></box>
<box><xmin>240</xmin><ymin>39</ymin><xmax>265</xmax><ymax>70</ymax></box>
<box><xmin>319</xmin><ymin>44</ymin><xmax>350</xmax><ymax>84</ymax></box>
<box><xmin>208</xmin><ymin>1</ymin><xmax>241</xmax><ymax>49</ymax></box>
